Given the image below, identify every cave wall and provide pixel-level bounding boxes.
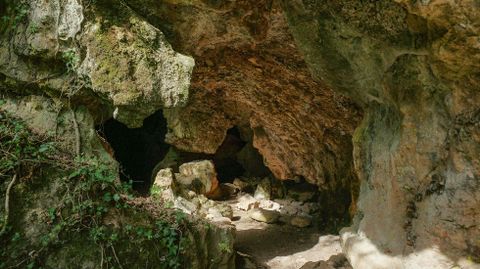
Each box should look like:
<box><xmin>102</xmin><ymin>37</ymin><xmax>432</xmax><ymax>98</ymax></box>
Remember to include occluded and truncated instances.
<box><xmin>281</xmin><ymin>0</ymin><xmax>480</xmax><ymax>268</ymax></box>
<box><xmin>124</xmin><ymin>0</ymin><xmax>361</xmax><ymax>194</ymax></box>
<box><xmin>0</xmin><ymin>0</ymin><xmax>361</xmax><ymax>198</ymax></box>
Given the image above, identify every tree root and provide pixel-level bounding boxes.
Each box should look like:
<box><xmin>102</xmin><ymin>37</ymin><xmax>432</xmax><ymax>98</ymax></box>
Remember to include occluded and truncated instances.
<box><xmin>111</xmin><ymin>245</ymin><xmax>124</xmax><ymax>269</ymax></box>
<box><xmin>0</xmin><ymin>173</ymin><xmax>17</xmax><ymax>236</ymax></box>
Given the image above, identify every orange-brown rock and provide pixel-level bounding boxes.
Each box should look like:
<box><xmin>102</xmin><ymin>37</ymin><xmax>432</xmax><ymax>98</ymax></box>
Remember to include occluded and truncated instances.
<box><xmin>125</xmin><ymin>0</ymin><xmax>361</xmax><ymax>195</ymax></box>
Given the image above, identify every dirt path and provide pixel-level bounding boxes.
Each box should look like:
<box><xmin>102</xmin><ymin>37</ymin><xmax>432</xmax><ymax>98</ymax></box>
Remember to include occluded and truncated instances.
<box><xmin>228</xmin><ymin>200</ymin><xmax>343</xmax><ymax>269</ymax></box>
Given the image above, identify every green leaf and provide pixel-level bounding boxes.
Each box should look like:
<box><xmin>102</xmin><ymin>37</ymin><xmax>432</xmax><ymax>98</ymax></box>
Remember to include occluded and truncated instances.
<box><xmin>103</xmin><ymin>192</ymin><xmax>112</xmax><ymax>202</ymax></box>
<box><xmin>68</xmin><ymin>169</ymin><xmax>83</xmax><ymax>179</ymax></box>
<box><xmin>38</xmin><ymin>143</ymin><xmax>51</xmax><ymax>153</ymax></box>
<box><xmin>113</xmin><ymin>193</ymin><xmax>120</xmax><ymax>202</ymax></box>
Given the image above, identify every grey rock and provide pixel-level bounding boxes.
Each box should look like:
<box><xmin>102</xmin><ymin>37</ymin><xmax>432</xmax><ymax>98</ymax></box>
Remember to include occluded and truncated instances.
<box><xmin>249</xmin><ymin>208</ymin><xmax>280</xmax><ymax>224</ymax></box>
<box><xmin>151</xmin><ymin>168</ymin><xmax>176</xmax><ymax>203</ymax></box>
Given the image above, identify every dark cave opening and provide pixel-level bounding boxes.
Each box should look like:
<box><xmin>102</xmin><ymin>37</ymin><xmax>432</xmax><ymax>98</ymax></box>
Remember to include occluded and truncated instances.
<box><xmin>96</xmin><ymin>110</ymin><xmax>170</xmax><ymax>195</ymax></box>
<box><xmin>213</xmin><ymin>127</ymin><xmax>247</xmax><ymax>182</ymax></box>
<box><xmin>95</xmin><ymin>113</ymin><xmax>272</xmax><ymax>194</ymax></box>
<box><xmin>157</xmin><ymin>126</ymin><xmax>272</xmax><ymax>184</ymax></box>
<box><xmin>213</xmin><ymin>126</ymin><xmax>271</xmax><ymax>183</ymax></box>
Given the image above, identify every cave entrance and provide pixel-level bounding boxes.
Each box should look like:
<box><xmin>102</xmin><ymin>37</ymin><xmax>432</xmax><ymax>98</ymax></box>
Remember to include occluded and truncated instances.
<box><xmin>154</xmin><ymin>126</ymin><xmax>273</xmax><ymax>185</ymax></box>
<box><xmin>96</xmin><ymin>110</ymin><xmax>170</xmax><ymax>195</ymax></box>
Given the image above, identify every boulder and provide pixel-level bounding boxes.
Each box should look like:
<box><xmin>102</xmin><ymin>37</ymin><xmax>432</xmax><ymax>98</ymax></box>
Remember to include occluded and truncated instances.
<box><xmin>275</xmin><ymin>199</ymin><xmax>303</xmax><ymax>216</ymax></box>
<box><xmin>278</xmin><ymin>214</ymin><xmax>291</xmax><ymax>224</ymax></box>
<box><xmin>249</xmin><ymin>208</ymin><xmax>280</xmax><ymax>224</ymax></box>
<box><xmin>205</xmin><ymin>207</ymin><xmax>233</xmax><ymax>225</ymax></box>
<box><xmin>301</xmin><ymin>203</ymin><xmax>320</xmax><ymax>215</ymax></box>
<box><xmin>232</xmin><ymin>178</ymin><xmax>249</xmax><ymax>191</ymax></box>
<box><xmin>177</xmin><ymin>160</ymin><xmax>219</xmax><ymax>195</ymax></box>
<box><xmin>151</xmin><ymin>168</ymin><xmax>176</xmax><ymax>203</ymax></box>
<box><xmin>207</xmin><ymin>183</ymin><xmax>239</xmax><ymax>200</ymax></box>
<box><xmin>215</xmin><ymin>203</ymin><xmax>234</xmax><ymax>220</ymax></box>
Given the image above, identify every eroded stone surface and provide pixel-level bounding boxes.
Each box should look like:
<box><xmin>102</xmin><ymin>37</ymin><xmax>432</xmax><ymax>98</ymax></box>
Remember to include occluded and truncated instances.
<box><xmin>125</xmin><ymin>0</ymin><xmax>361</xmax><ymax>194</ymax></box>
<box><xmin>282</xmin><ymin>0</ymin><xmax>480</xmax><ymax>268</ymax></box>
<box><xmin>1</xmin><ymin>0</ymin><xmax>194</xmax><ymax>128</ymax></box>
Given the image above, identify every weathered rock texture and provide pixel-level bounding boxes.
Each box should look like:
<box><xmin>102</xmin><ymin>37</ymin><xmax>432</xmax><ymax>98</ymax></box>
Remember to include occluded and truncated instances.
<box><xmin>1</xmin><ymin>0</ymin><xmax>361</xmax><ymax>223</ymax></box>
<box><xmin>6</xmin><ymin>0</ymin><xmax>476</xmax><ymax>268</ymax></box>
<box><xmin>282</xmin><ymin>0</ymin><xmax>480</xmax><ymax>268</ymax></box>
<box><xmin>0</xmin><ymin>0</ymin><xmax>194</xmax><ymax>128</ymax></box>
<box><xmin>125</xmin><ymin>0</ymin><xmax>361</xmax><ymax>193</ymax></box>
<box><xmin>0</xmin><ymin>0</ymin><xmax>236</xmax><ymax>268</ymax></box>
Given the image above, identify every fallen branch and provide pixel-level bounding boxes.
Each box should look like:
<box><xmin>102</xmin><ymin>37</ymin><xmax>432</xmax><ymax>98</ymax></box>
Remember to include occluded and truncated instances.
<box><xmin>1</xmin><ymin>173</ymin><xmax>18</xmax><ymax>236</ymax></box>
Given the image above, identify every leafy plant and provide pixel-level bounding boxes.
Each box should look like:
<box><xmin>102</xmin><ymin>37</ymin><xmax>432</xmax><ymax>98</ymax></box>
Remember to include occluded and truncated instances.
<box><xmin>218</xmin><ymin>241</ymin><xmax>232</xmax><ymax>254</ymax></box>
<box><xmin>61</xmin><ymin>49</ymin><xmax>79</xmax><ymax>73</ymax></box>
<box><xmin>0</xmin><ymin>2</ymin><xmax>29</xmax><ymax>33</ymax></box>
<box><xmin>27</xmin><ymin>23</ymin><xmax>38</xmax><ymax>34</ymax></box>
<box><xmin>0</xmin><ymin>107</ymin><xmax>189</xmax><ymax>268</ymax></box>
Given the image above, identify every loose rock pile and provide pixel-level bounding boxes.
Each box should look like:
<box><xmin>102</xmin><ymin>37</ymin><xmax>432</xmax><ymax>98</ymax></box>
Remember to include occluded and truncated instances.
<box><xmin>151</xmin><ymin>160</ymin><xmax>234</xmax><ymax>224</ymax></box>
<box><xmin>152</xmin><ymin>159</ymin><xmax>321</xmax><ymax>229</ymax></box>
<box><xmin>231</xmin><ymin>177</ymin><xmax>319</xmax><ymax>228</ymax></box>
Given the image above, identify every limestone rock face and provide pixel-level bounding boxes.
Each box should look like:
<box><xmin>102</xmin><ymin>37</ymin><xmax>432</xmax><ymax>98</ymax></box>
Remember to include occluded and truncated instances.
<box><xmin>186</xmin><ymin>222</ymin><xmax>236</xmax><ymax>269</ymax></box>
<box><xmin>78</xmin><ymin>10</ymin><xmax>194</xmax><ymax>127</ymax></box>
<box><xmin>282</xmin><ymin>0</ymin><xmax>480</xmax><ymax>268</ymax></box>
<box><xmin>1</xmin><ymin>95</ymin><xmax>114</xmax><ymax>164</ymax></box>
<box><xmin>0</xmin><ymin>0</ymin><xmax>194</xmax><ymax>128</ymax></box>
